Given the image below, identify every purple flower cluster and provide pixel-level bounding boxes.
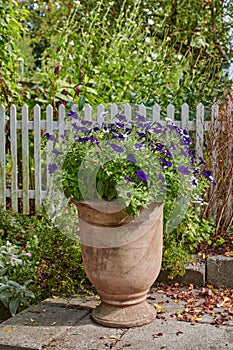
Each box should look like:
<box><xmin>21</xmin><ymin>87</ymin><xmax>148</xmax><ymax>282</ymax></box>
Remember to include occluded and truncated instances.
<box><xmin>47</xmin><ymin>110</ymin><xmax>214</xmax><ymax>192</ymax></box>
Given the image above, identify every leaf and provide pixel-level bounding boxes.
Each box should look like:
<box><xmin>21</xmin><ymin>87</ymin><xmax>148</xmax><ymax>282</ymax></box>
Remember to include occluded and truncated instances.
<box><xmin>0</xmin><ymin>267</ymin><xmax>9</xmax><ymax>276</ymax></box>
<box><xmin>78</xmin><ymin>96</ymin><xmax>85</xmax><ymax>110</ymax></box>
<box><xmin>5</xmin><ymin>328</ymin><xmax>12</xmax><ymax>333</ymax></box>
<box><xmin>109</xmin><ymin>335</ymin><xmax>120</xmax><ymax>340</ymax></box>
<box><xmin>153</xmin><ymin>303</ymin><xmax>164</xmax><ymax>313</ymax></box>
<box><xmin>9</xmin><ymin>298</ymin><xmax>19</xmax><ymax>316</ymax></box>
<box><xmin>153</xmin><ymin>332</ymin><xmax>163</xmax><ymax>338</ymax></box>
<box><xmin>7</xmin><ymin>280</ymin><xmax>21</xmax><ymax>288</ymax></box>
<box><xmin>86</xmin><ymin>86</ymin><xmax>98</xmax><ymax>95</ymax></box>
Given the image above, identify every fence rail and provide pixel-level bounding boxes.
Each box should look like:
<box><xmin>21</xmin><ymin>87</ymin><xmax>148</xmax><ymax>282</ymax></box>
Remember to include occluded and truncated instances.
<box><xmin>0</xmin><ymin>102</ymin><xmax>222</xmax><ymax>215</ymax></box>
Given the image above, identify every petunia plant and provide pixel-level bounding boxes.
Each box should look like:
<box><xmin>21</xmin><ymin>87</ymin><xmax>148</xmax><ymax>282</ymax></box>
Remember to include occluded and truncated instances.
<box><xmin>45</xmin><ymin>109</ymin><xmax>214</xmax><ymax>231</ymax></box>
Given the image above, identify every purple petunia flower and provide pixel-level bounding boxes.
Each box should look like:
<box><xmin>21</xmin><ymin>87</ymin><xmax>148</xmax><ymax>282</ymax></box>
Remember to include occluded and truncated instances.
<box><xmin>178</xmin><ymin>166</ymin><xmax>191</xmax><ymax>175</ymax></box>
<box><xmin>48</xmin><ymin>163</ymin><xmax>58</xmax><ymax>174</ymax></box>
<box><xmin>190</xmin><ymin>176</ymin><xmax>198</xmax><ymax>187</ymax></box>
<box><xmin>135</xmin><ymin>114</ymin><xmax>146</xmax><ymax>123</ymax></box>
<box><xmin>116</xmin><ymin>114</ymin><xmax>127</xmax><ymax>121</ymax></box>
<box><xmin>136</xmin><ymin>170</ymin><xmax>147</xmax><ymax>181</ymax></box>
<box><xmin>165</xmin><ymin>150</ymin><xmax>173</xmax><ymax>158</ymax></box>
<box><xmin>116</xmin><ymin>122</ymin><xmax>125</xmax><ymax>128</ymax></box>
<box><xmin>110</xmin><ymin>144</ymin><xmax>124</xmax><ymax>153</ymax></box>
<box><xmin>158</xmin><ymin>173</ymin><xmax>165</xmax><ymax>184</ymax></box>
<box><xmin>124</xmin><ymin>176</ymin><xmax>136</xmax><ymax>184</ymax></box>
<box><xmin>202</xmin><ymin>170</ymin><xmax>216</xmax><ymax>184</ymax></box>
<box><xmin>170</xmin><ymin>141</ymin><xmax>177</xmax><ymax>150</ymax></box>
<box><xmin>68</xmin><ymin>110</ymin><xmax>79</xmax><ymax>119</ymax></box>
<box><xmin>137</xmin><ymin>131</ymin><xmax>146</xmax><ymax>138</ymax></box>
<box><xmin>113</xmin><ymin>133</ymin><xmax>125</xmax><ymax>140</ymax></box>
<box><xmin>133</xmin><ymin>142</ymin><xmax>145</xmax><ymax>150</ymax></box>
<box><xmin>127</xmin><ymin>153</ymin><xmax>136</xmax><ymax>164</ymax></box>
<box><xmin>179</xmin><ymin>147</ymin><xmax>189</xmax><ymax>158</ymax></box>
<box><xmin>160</xmin><ymin>158</ymin><xmax>172</xmax><ymax>167</ymax></box>
<box><xmin>71</xmin><ymin>122</ymin><xmax>79</xmax><ymax>130</ymax></box>
<box><xmin>199</xmin><ymin>157</ymin><xmax>207</xmax><ymax>167</ymax></box>
<box><xmin>44</xmin><ymin>132</ymin><xmax>55</xmax><ymax>141</ymax></box>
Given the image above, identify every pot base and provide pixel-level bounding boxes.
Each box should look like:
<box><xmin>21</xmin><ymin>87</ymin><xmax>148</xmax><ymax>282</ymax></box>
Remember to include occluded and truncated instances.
<box><xmin>92</xmin><ymin>300</ymin><xmax>156</xmax><ymax>328</ymax></box>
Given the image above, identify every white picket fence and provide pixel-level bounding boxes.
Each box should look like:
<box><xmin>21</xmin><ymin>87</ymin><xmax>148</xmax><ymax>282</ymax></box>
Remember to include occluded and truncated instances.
<box><xmin>0</xmin><ymin>102</ymin><xmax>219</xmax><ymax>214</ymax></box>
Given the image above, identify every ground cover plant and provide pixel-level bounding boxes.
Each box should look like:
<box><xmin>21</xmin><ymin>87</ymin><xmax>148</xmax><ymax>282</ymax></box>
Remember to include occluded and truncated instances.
<box><xmin>0</xmin><ymin>209</ymin><xmax>86</xmax><ymax>316</ymax></box>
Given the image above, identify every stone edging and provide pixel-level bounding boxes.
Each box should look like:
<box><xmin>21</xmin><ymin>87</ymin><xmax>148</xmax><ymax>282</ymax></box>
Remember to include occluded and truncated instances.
<box><xmin>157</xmin><ymin>255</ymin><xmax>233</xmax><ymax>288</ymax></box>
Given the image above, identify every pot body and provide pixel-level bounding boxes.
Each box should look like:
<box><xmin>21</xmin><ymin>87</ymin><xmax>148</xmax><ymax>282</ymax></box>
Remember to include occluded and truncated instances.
<box><xmin>76</xmin><ymin>201</ymin><xmax>164</xmax><ymax>328</ymax></box>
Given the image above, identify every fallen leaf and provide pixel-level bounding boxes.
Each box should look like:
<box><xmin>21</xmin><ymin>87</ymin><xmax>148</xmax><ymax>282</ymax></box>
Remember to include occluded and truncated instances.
<box><xmin>191</xmin><ymin>315</ymin><xmax>202</xmax><ymax>322</ymax></box>
<box><xmin>5</xmin><ymin>328</ymin><xmax>12</xmax><ymax>333</ymax></box>
<box><xmin>154</xmin><ymin>303</ymin><xmax>164</xmax><ymax>313</ymax></box>
<box><xmin>109</xmin><ymin>335</ymin><xmax>120</xmax><ymax>340</ymax></box>
<box><xmin>176</xmin><ymin>331</ymin><xmax>183</xmax><ymax>336</ymax></box>
<box><xmin>153</xmin><ymin>332</ymin><xmax>163</xmax><ymax>338</ymax></box>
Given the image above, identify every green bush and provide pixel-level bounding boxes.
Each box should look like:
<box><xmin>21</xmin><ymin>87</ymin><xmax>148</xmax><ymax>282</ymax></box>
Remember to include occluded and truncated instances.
<box><xmin>162</xmin><ymin>178</ymin><xmax>216</xmax><ymax>277</ymax></box>
<box><xmin>0</xmin><ymin>209</ymin><xmax>86</xmax><ymax>306</ymax></box>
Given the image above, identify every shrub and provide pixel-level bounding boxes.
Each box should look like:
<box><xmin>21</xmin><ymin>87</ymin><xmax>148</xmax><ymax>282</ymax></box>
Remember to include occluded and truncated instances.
<box><xmin>0</xmin><ymin>209</ymin><xmax>86</xmax><ymax>307</ymax></box>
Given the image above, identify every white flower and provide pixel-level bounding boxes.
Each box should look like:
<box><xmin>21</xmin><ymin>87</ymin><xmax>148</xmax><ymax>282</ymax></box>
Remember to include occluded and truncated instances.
<box><xmin>151</xmin><ymin>52</ymin><xmax>158</xmax><ymax>60</ymax></box>
<box><xmin>148</xmin><ymin>19</ymin><xmax>154</xmax><ymax>25</ymax></box>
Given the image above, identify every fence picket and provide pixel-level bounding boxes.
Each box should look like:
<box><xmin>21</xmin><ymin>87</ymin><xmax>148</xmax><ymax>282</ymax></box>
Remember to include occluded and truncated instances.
<box><xmin>124</xmin><ymin>103</ymin><xmax>132</xmax><ymax>120</ymax></box>
<box><xmin>34</xmin><ymin>105</ymin><xmax>42</xmax><ymax>211</ymax></box>
<box><xmin>0</xmin><ymin>102</ymin><xmax>231</xmax><ymax>229</ymax></box>
<box><xmin>0</xmin><ymin>105</ymin><xmax>6</xmax><ymax>209</ymax></box>
<box><xmin>139</xmin><ymin>104</ymin><xmax>147</xmax><ymax>117</ymax></box>
<box><xmin>181</xmin><ymin>103</ymin><xmax>189</xmax><ymax>131</ymax></box>
<box><xmin>110</xmin><ymin>103</ymin><xmax>118</xmax><ymax>119</ymax></box>
<box><xmin>97</xmin><ymin>104</ymin><xmax>105</xmax><ymax>123</ymax></box>
<box><xmin>152</xmin><ymin>103</ymin><xmax>160</xmax><ymax>122</ymax></box>
<box><xmin>196</xmin><ymin>103</ymin><xmax>204</xmax><ymax>159</ymax></box>
<box><xmin>22</xmin><ymin>105</ymin><xmax>30</xmax><ymax>214</ymax></box>
<box><xmin>84</xmin><ymin>104</ymin><xmax>92</xmax><ymax>121</ymax></box>
<box><xmin>167</xmin><ymin>103</ymin><xmax>175</xmax><ymax>120</ymax></box>
<box><xmin>10</xmin><ymin>105</ymin><xmax>18</xmax><ymax>211</ymax></box>
<box><xmin>58</xmin><ymin>104</ymin><xmax>65</xmax><ymax>142</ymax></box>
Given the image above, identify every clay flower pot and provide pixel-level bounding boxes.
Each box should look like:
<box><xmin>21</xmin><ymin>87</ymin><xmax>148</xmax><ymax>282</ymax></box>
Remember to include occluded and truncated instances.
<box><xmin>75</xmin><ymin>201</ymin><xmax>164</xmax><ymax>328</ymax></box>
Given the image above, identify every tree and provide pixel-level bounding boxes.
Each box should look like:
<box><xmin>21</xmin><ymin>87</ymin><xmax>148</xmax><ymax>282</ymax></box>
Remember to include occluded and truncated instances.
<box><xmin>15</xmin><ymin>0</ymin><xmax>233</xmax><ymax>113</ymax></box>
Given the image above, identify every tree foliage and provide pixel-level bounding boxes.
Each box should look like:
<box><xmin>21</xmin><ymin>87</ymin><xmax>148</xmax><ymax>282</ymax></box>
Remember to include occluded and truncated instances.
<box><xmin>1</xmin><ymin>0</ymin><xmax>233</xmax><ymax>112</ymax></box>
<box><xmin>0</xmin><ymin>0</ymin><xmax>28</xmax><ymax>105</ymax></box>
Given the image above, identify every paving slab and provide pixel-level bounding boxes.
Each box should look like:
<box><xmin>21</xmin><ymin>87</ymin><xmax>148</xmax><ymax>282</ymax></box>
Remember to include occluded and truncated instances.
<box><xmin>0</xmin><ymin>297</ymin><xmax>91</xmax><ymax>350</ymax></box>
<box><xmin>113</xmin><ymin>318</ymin><xmax>233</xmax><ymax>350</ymax></box>
<box><xmin>0</xmin><ymin>288</ymin><xmax>232</xmax><ymax>350</ymax></box>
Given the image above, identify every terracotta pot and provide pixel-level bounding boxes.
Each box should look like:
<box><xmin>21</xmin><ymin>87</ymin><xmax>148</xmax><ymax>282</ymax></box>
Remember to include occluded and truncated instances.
<box><xmin>75</xmin><ymin>201</ymin><xmax>164</xmax><ymax>328</ymax></box>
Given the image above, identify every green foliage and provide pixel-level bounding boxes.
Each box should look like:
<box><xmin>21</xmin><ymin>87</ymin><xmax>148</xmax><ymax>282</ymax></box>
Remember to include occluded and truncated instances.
<box><xmin>15</xmin><ymin>0</ymin><xmax>233</xmax><ymax>115</ymax></box>
<box><xmin>0</xmin><ymin>278</ymin><xmax>34</xmax><ymax>316</ymax></box>
<box><xmin>0</xmin><ymin>0</ymin><xmax>29</xmax><ymax>105</ymax></box>
<box><xmin>0</xmin><ymin>241</ymin><xmax>35</xmax><ymax>315</ymax></box>
<box><xmin>162</xmin><ymin>178</ymin><xmax>216</xmax><ymax>277</ymax></box>
<box><xmin>0</xmin><ymin>209</ymin><xmax>86</xmax><ymax>311</ymax></box>
<box><xmin>49</xmin><ymin>110</ymin><xmax>209</xmax><ymax>219</ymax></box>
